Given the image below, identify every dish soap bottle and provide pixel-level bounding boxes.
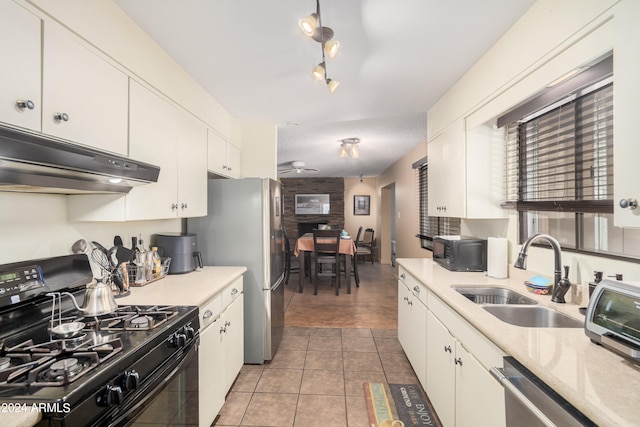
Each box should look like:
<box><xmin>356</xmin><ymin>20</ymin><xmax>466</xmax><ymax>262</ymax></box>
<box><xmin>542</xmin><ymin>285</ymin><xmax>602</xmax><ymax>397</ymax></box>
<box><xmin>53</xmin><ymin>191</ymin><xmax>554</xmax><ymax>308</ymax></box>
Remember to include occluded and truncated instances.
<box><xmin>588</xmin><ymin>271</ymin><xmax>603</xmax><ymax>299</ymax></box>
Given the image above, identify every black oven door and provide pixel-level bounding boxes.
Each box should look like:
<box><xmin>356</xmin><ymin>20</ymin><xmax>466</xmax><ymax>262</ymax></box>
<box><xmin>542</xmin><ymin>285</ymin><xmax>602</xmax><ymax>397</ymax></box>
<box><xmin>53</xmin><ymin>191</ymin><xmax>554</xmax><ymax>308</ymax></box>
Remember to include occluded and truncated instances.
<box><xmin>111</xmin><ymin>343</ymin><xmax>198</xmax><ymax>426</ymax></box>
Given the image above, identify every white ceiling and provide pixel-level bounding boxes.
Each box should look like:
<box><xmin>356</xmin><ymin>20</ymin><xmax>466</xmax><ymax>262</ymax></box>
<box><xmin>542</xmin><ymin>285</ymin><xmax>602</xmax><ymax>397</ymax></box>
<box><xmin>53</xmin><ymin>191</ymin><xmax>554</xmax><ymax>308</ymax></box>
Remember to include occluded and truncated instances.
<box><xmin>114</xmin><ymin>0</ymin><xmax>535</xmax><ymax>178</ymax></box>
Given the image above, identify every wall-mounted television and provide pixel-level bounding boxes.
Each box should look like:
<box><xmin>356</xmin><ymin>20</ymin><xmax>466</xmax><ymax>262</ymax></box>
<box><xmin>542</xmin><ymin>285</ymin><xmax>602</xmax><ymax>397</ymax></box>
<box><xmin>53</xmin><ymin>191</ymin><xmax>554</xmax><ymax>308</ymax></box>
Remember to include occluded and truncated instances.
<box><xmin>295</xmin><ymin>194</ymin><xmax>330</xmax><ymax>215</ymax></box>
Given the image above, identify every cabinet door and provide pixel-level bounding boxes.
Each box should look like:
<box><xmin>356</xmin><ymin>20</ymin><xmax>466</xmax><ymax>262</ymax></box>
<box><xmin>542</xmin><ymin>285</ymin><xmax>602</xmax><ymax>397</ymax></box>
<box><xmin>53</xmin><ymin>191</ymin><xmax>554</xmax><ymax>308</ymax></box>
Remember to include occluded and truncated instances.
<box><xmin>226</xmin><ymin>143</ymin><xmax>241</xmax><ymax>178</ymax></box>
<box><xmin>426</xmin><ymin>311</ymin><xmax>455</xmax><ymax>427</ymax></box>
<box><xmin>0</xmin><ymin>2</ymin><xmax>41</xmax><ymax>132</ymax></box>
<box><xmin>427</xmin><ymin>120</ymin><xmax>466</xmax><ymax>218</ymax></box>
<box><xmin>397</xmin><ymin>282</ymin><xmax>412</xmax><ymax>354</ymax></box>
<box><xmin>176</xmin><ymin>111</ymin><xmax>207</xmax><ymax>218</ymax></box>
<box><xmin>455</xmin><ymin>342</ymin><xmax>505</xmax><ymax>427</ymax></box>
<box><xmin>127</xmin><ymin>80</ymin><xmax>179</xmax><ymax>220</ymax></box>
<box><xmin>222</xmin><ymin>294</ymin><xmax>244</xmax><ymax>392</ymax></box>
<box><xmin>42</xmin><ymin>22</ymin><xmax>128</xmax><ymax>155</ymax></box>
<box><xmin>207</xmin><ymin>129</ymin><xmax>228</xmax><ymax>176</ymax></box>
<box><xmin>614</xmin><ymin>0</ymin><xmax>640</xmax><ymax>227</ymax></box>
<box><xmin>199</xmin><ymin>316</ymin><xmax>225</xmax><ymax>427</ymax></box>
<box><xmin>398</xmin><ymin>282</ymin><xmax>427</xmax><ymax>388</ymax></box>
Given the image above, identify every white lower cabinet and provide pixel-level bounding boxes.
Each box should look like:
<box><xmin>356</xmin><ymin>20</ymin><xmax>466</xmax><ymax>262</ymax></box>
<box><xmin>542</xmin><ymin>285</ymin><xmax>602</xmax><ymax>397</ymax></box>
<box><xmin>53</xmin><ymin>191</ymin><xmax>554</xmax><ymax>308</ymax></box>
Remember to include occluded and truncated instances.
<box><xmin>397</xmin><ymin>265</ymin><xmax>505</xmax><ymax>427</ymax></box>
<box><xmin>198</xmin><ymin>278</ymin><xmax>244</xmax><ymax>427</ymax></box>
<box><xmin>397</xmin><ymin>279</ymin><xmax>427</xmax><ymax>388</ymax></box>
<box><xmin>425</xmin><ymin>300</ymin><xmax>505</xmax><ymax>427</ymax></box>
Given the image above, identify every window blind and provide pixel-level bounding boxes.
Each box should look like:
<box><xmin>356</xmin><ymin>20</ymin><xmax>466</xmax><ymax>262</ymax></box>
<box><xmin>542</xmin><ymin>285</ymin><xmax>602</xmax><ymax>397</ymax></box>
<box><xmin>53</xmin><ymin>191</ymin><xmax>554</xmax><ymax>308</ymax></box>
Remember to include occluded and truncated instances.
<box><xmin>504</xmin><ymin>81</ymin><xmax>613</xmax><ymax>213</ymax></box>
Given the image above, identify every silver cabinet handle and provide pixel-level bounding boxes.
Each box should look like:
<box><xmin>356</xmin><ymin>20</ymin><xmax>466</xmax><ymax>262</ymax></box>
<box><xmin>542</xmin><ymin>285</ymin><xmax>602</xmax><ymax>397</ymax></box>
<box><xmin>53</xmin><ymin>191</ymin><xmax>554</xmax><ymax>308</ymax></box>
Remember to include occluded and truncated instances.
<box><xmin>231</xmin><ymin>288</ymin><xmax>238</xmax><ymax>296</ymax></box>
<box><xmin>444</xmin><ymin>345</ymin><xmax>452</xmax><ymax>353</ymax></box>
<box><xmin>203</xmin><ymin>309</ymin><xmax>212</xmax><ymax>319</ymax></box>
<box><xmin>219</xmin><ymin>326</ymin><xmax>225</xmax><ymax>334</ymax></box>
<box><xmin>400</xmin><ymin>273</ymin><xmax>405</xmax><ymax>279</ymax></box>
<box><xmin>53</xmin><ymin>112</ymin><xmax>69</xmax><ymax>122</ymax></box>
<box><xmin>403</xmin><ymin>296</ymin><xmax>409</xmax><ymax>302</ymax></box>
<box><xmin>171</xmin><ymin>203</ymin><xmax>178</xmax><ymax>211</ymax></box>
<box><xmin>407</xmin><ymin>300</ymin><xmax>413</xmax><ymax>306</ymax></box>
<box><xmin>222</xmin><ymin>165</ymin><xmax>227</xmax><ymax>170</ymax></box>
<box><xmin>225</xmin><ymin>321</ymin><xmax>231</xmax><ymax>327</ymax></box>
<box><xmin>413</xmin><ymin>286</ymin><xmax>420</xmax><ymax>293</ymax></box>
<box><xmin>16</xmin><ymin>99</ymin><xmax>35</xmax><ymax>110</ymax></box>
<box><xmin>181</xmin><ymin>203</ymin><xmax>188</xmax><ymax>209</ymax></box>
<box><xmin>619</xmin><ymin>198</ymin><xmax>638</xmax><ymax>210</ymax></box>
<box><xmin>490</xmin><ymin>367</ymin><xmax>555</xmax><ymax>427</ymax></box>
<box><xmin>454</xmin><ymin>357</ymin><xmax>462</xmax><ymax>366</ymax></box>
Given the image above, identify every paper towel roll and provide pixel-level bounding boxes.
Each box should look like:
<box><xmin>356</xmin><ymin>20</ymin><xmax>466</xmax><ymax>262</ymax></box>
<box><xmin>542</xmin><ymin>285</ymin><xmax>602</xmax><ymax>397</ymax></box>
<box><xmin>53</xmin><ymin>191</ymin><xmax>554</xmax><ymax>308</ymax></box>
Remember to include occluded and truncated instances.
<box><xmin>487</xmin><ymin>237</ymin><xmax>508</xmax><ymax>279</ymax></box>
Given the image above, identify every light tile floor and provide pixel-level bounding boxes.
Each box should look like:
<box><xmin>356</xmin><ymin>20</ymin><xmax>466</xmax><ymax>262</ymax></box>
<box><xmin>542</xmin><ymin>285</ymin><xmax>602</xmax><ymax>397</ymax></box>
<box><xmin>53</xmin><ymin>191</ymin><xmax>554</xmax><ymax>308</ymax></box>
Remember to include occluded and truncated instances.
<box><xmin>212</xmin><ymin>263</ymin><xmax>425</xmax><ymax>427</ymax></box>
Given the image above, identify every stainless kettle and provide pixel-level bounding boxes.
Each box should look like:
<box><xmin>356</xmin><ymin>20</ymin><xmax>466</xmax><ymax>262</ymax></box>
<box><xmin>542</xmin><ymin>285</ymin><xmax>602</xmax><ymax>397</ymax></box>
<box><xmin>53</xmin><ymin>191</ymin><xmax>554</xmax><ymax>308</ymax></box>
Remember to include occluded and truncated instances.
<box><xmin>60</xmin><ymin>282</ymin><xmax>118</xmax><ymax>317</ymax></box>
<box><xmin>69</xmin><ymin>239</ymin><xmax>119</xmax><ymax>316</ymax></box>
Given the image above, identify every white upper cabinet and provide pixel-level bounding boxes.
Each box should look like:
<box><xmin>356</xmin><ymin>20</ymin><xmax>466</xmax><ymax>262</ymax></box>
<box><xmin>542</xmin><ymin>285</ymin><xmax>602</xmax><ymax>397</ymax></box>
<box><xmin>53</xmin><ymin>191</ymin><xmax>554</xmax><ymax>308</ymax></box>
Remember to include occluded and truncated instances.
<box><xmin>428</xmin><ymin>118</ymin><xmax>505</xmax><ymax>219</ymax></box>
<box><xmin>208</xmin><ymin>129</ymin><xmax>240</xmax><ymax>179</ymax></box>
<box><xmin>0</xmin><ymin>2</ymin><xmax>41</xmax><ymax>132</ymax></box>
<box><xmin>42</xmin><ymin>21</ymin><xmax>128</xmax><ymax>155</ymax></box>
<box><xmin>428</xmin><ymin>119</ymin><xmax>466</xmax><ymax>218</ymax></box>
<box><xmin>614</xmin><ymin>0</ymin><xmax>640</xmax><ymax>227</ymax></box>
<box><xmin>127</xmin><ymin>80</ymin><xmax>207</xmax><ymax>220</ymax></box>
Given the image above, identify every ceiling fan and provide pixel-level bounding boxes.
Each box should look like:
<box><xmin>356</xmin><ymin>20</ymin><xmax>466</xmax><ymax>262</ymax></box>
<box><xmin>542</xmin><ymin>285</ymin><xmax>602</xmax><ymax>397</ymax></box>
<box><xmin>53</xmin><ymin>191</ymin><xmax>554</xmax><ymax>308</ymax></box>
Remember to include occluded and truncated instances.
<box><xmin>278</xmin><ymin>161</ymin><xmax>319</xmax><ymax>174</ymax></box>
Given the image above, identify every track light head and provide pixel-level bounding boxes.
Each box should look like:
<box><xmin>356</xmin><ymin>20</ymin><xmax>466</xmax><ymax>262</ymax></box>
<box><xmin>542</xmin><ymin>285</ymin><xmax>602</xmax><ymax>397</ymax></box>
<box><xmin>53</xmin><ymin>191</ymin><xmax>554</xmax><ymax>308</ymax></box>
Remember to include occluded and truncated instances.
<box><xmin>324</xmin><ymin>39</ymin><xmax>340</xmax><ymax>58</ymax></box>
<box><xmin>326</xmin><ymin>78</ymin><xmax>340</xmax><ymax>93</ymax></box>
<box><xmin>311</xmin><ymin>62</ymin><xmax>326</xmax><ymax>80</ymax></box>
<box><xmin>298</xmin><ymin>13</ymin><xmax>318</xmax><ymax>36</ymax></box>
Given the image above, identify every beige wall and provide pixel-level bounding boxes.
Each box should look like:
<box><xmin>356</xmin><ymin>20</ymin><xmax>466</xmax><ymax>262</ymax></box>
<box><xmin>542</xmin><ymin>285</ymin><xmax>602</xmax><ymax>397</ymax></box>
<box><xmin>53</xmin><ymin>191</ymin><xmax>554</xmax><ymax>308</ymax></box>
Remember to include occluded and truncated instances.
<box><xmin>344</xmin><ymin>178</ymin><xmax>377</xmax><ymax>239</ymax></box>
<box><xmin>377</xmin><ymin>140</ymin><xmax>429</xmax><ymax>261</ymax></box>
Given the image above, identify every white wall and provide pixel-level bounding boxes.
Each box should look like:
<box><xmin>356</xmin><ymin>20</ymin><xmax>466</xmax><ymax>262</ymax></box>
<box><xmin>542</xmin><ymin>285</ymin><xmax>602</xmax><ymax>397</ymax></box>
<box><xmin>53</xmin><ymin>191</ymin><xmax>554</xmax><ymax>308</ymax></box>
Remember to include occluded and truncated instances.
<box><xmin>0</xmin><ymin>192</ymin><xmax>181</xmax><ymax>263</ymax></box>
<box><xmin>240</xmin><ymin>121</ymin><xmax>278</xmax><ymax>180</ymax></box>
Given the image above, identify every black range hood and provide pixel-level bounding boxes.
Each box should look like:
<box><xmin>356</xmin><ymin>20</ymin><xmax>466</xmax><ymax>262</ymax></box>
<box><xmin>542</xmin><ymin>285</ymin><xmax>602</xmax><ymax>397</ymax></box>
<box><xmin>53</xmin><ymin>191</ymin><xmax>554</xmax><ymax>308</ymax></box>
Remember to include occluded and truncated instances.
<box><xmin>0</xmin><ymin>126</ymin><xmax>160</xmax><ymax>194</ymax></box>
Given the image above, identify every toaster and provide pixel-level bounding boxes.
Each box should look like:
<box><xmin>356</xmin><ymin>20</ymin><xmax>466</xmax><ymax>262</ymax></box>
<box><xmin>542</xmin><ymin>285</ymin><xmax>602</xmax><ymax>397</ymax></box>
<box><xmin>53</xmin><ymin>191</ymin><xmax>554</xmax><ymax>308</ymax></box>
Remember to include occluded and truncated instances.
<box><xmin>585</xmin><ymin>279</ymin><xmax>640</xmax><ymax>361</ymax></box>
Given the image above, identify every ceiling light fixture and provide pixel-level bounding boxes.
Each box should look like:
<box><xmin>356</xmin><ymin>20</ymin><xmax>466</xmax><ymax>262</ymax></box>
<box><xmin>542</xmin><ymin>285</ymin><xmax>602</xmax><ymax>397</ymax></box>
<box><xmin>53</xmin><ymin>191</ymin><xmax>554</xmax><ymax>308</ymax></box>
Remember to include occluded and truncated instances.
<box><xmin>299</xmin><ymin>0</ymin><xmax>340</xmax><ymax>93</ymax></box>
<box><xmin>339</xmin><ymin>138</ymin><xmax>360</xmax><ymax>159</ymax></box>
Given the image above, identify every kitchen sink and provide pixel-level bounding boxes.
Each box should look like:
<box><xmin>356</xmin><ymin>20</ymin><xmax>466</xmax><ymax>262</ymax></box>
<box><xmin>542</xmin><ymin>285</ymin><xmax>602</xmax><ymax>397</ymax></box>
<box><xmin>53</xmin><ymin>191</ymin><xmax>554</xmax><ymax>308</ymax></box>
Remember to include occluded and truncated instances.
<box><xmin>451</xmin><ymin>286</ymin><xmax>538</xmax><ymax>305</ymax></box>
<box><xmin>482</xmin><ymin>305</ymin><xmax>583</xmax><ymax>328</ymax></box>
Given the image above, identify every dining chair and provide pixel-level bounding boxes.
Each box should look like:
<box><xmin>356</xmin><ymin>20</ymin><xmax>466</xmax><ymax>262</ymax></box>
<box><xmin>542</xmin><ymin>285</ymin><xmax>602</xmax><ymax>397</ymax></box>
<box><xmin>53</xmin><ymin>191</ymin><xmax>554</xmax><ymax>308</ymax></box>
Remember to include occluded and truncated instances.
<box><xmin>356</xmin><ymin>228</ymin><xmax>375</xmax><ymax>264</ymax></box>
<box><xmin>341</xmin><ymin>226</ymin><xmax>362</xmax><ymax>288</ymax></box>
<box><xmin>312</xmin><ymin>229</ymin><xmax>341</xmax><ymax>295</ymax></box>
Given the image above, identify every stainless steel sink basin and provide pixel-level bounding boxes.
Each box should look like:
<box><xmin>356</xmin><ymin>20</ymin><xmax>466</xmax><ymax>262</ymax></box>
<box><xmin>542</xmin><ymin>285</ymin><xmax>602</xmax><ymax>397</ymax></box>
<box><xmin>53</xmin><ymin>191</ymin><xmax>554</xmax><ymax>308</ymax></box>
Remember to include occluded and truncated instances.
<box><xmin>482</xmin><ymin>305</ymin><xmax>583</xmax><ymax>328</ymax></box>
<box><xmin>451</xmin><ymin>286</ymin><xmax>538</xmax><ymax>305</ymax></box>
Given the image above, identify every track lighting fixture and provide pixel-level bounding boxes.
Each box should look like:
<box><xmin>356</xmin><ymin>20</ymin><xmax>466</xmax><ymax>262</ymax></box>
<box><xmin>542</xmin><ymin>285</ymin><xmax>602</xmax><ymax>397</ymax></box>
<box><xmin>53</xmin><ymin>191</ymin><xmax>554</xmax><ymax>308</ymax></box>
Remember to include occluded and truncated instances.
<box><xmin>338</xmin><ymin>138</ymin><xmax>360</xmax><ymax>158</ymax></box>
<box><xmin>299</xmin><ymin>0</ymin><xmax>340</xmax><ymax>93</ymax></box>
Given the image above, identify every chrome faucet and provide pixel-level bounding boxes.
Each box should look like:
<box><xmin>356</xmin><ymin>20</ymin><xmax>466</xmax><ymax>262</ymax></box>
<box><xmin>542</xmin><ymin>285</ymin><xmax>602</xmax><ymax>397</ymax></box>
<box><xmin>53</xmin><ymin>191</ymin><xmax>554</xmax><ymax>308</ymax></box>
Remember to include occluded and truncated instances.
<box><xmin>514</xmin><ymin>233</ymin><xmax>570</xmax><ymax>303</ymax></box>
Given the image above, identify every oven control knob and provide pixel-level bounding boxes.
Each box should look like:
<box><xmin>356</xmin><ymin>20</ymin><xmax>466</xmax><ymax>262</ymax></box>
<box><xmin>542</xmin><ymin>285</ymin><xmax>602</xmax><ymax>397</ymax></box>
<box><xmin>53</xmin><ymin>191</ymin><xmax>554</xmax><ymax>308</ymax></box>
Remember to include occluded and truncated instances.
<box><xmin>169</xmin><ymin>332</ymin><xmax>187</xmax><ymax>347</ymax></box>
<box><xmin>183</xmin><ymin>325</ymin><xmax>196</xmax><ymax>339</ymax></box>
<box><xmin>97</xmin><ymin>385</ymin><xmax>122</xmax><ymax>407</ymax></box>
<box><xmin>121</xmin><ymin>370</ymin><xmax>140</xmax><ymax>391</ymax></box>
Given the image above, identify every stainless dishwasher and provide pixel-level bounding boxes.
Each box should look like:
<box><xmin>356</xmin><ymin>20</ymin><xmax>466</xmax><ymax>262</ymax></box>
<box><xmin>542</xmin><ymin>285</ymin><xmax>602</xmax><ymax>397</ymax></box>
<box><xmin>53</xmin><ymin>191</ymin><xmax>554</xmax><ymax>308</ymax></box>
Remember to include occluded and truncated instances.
<box><xmin>490</xmin><ymin>357</ymin><xmax>596</xmax><ymax>427</ymax></box>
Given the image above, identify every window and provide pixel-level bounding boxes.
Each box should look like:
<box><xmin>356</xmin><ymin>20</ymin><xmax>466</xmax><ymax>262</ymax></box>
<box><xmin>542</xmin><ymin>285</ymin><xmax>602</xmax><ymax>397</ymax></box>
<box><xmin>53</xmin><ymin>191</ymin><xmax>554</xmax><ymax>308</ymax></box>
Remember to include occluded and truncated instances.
<box><xmin>502</xmin><ymin>54</ymin><xmax>640</xmax><ymax>260</ymax></box>
<box><xmin>414</xmin><ymin>159</ymin><xmax>460</xmax><ymax>250</ymax></box>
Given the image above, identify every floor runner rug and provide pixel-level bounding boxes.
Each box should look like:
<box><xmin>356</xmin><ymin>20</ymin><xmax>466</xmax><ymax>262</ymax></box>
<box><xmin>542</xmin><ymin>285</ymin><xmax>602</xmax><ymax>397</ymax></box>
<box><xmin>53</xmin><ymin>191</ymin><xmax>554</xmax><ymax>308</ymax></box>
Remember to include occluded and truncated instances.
<box><xmin>363</xmin><ymin>383</ymin><xmax>441</xmax><ymax>427</ymax></box>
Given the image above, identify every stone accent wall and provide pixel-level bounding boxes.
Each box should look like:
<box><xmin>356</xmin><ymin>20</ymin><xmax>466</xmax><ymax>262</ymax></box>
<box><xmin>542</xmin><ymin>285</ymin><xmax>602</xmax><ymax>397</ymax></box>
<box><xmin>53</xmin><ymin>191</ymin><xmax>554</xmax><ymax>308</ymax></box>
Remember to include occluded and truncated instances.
<box><xmin>281</xmin><ymin>178</ymin><xmax>345</xmax><ymax>238</ymax></box>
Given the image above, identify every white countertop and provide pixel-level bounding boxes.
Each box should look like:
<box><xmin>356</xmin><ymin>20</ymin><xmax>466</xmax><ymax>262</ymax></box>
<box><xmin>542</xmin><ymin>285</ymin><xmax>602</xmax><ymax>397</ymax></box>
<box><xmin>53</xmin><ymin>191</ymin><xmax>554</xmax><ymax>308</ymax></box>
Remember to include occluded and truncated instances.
<box><xmin>397</xmin><ymin>257</ymin><xmax>640</xmax><ymax>427</ymax></box>
<box><xmin>116</xmin><ymin>266</ymin><xmax>247</xmax><ymax>307</ymax></box>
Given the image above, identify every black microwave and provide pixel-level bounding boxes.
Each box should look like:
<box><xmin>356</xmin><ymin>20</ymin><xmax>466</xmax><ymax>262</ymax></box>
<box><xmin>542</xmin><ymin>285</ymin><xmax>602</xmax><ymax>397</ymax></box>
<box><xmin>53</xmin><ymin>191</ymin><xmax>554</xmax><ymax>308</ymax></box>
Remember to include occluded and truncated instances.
<box><xmin>432</xmin><ymin>236</ymin><xmax>487</xmax><ymax>272</ymax></box>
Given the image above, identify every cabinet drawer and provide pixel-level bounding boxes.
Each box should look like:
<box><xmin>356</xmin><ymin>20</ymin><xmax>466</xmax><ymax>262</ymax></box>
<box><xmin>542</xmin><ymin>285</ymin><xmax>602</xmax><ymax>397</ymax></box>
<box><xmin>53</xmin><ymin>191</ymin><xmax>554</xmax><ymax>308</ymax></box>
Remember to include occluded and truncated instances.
<box><xmin>398</xmin><ymin>266</ymin><xmax>427</xmax><ymax>306</ymax></box>
<box><xmin>200</xmin><ymin>293</ymin><xmax>222</xmax><ymax>329</ymax></box>
<box><xmin>222</xmin><ymin>277</ymin><xmax>243</xmax><ymax>308</ymax></box>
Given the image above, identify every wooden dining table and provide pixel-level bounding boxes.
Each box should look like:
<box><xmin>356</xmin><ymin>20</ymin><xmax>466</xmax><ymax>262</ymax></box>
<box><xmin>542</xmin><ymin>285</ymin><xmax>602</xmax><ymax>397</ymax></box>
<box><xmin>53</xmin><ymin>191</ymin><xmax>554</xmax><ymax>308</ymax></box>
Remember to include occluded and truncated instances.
<box><xmin>294</xmin><ymin>233</ymin><xmax>357</xmax><ymax>294</ymax></box>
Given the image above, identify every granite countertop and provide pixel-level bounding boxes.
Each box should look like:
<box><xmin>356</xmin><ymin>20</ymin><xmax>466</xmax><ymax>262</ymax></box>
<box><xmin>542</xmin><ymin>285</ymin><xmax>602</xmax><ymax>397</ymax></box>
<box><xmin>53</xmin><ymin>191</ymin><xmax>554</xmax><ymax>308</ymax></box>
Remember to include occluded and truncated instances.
<box><xmin>397</xmin><ymin>257</ymin><xmax>640</xmax><ymax>427</ymax></box>
<box><xmin>117</xmin><ymin>266</ymin><xmax>247</xmax><ymax>307</ymax></box>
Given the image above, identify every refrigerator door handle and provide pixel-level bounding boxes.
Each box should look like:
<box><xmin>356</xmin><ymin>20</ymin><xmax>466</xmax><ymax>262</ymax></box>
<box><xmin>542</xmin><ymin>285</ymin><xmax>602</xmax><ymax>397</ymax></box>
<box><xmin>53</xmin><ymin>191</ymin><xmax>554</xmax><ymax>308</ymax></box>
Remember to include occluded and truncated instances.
<box><xmin>266</xmin><ymin>272</ymin><xmax>285</xmax><ymax>291</ymax></box>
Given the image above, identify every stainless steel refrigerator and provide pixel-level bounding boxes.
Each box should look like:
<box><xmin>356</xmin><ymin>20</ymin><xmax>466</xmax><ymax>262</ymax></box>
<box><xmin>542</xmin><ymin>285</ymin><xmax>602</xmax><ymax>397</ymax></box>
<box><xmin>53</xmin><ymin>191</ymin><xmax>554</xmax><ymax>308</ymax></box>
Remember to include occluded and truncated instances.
<box><xmin>187</xmin><ymin>178</ymin><xmax>285</xmax><ymax>364</ymax></box>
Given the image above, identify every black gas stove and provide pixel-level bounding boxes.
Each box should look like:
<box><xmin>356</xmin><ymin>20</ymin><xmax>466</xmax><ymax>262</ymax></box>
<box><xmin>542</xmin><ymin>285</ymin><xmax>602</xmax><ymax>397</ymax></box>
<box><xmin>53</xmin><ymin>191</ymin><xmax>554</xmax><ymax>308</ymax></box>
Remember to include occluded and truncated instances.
<box><xmin>0</xmin><ymin>255</ymin><xmax>199</xmax><ymax>426</ymax></box>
